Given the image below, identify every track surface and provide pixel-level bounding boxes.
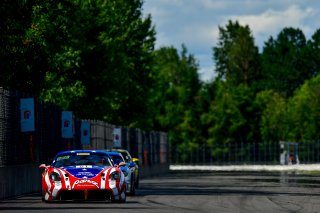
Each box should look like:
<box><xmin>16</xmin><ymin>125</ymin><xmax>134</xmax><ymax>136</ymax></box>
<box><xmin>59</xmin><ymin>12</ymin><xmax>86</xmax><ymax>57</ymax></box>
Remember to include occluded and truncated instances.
<box><xmin>1</xmin><ymin>171</ymin><xmax>320</xmax><ymax>213</ymax></box>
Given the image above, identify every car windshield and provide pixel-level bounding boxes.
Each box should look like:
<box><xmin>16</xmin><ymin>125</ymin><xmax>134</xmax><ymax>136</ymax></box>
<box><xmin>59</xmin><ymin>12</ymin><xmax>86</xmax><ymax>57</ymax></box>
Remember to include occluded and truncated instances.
<box><xmin>52</xmin><ymin>152</ymin><xmax>113</xmax><ymax>168</ymax></box>
<box><xmin>118</xmin><ymin>151</ymin><xmax>131</xmax><ymax>163</ymax></box>
<box><xmin>110</xmin><ymin>155</ymin><xmax>125</xmax><ymax>165</ymax></box>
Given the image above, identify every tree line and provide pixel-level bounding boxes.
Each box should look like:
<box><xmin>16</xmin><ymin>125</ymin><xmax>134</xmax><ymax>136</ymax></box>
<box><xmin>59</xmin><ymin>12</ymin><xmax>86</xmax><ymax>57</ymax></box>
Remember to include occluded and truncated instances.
<box><xmin>2</xmin><ymin>1</ymin><xmax>320</xmax><ymax>157</ymax></box>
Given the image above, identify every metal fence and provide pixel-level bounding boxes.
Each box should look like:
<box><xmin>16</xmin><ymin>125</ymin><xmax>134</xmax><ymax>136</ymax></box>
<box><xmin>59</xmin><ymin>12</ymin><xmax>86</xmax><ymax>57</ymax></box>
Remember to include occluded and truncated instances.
<box><xmin>5</xmin><ymin>85</ymin><xmax>319</xmax><ymax>167</ymax></box>
<box><xmin>171</xmin><ymin>141</ymin><xmax>320</xmax><ymax>165</ymax></box>
<box><xmin>0</xmin><ymin>87</ymin><xmax>168</xmax><ymax>167</ymax></box>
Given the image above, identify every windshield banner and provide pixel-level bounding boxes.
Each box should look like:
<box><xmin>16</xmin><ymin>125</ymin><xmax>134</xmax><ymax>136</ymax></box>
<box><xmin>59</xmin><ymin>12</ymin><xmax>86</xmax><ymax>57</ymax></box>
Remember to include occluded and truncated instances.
<box><xmin>20</xmin><ymin>98</ymin><xmax>35</xmax><ymax>132</ymax></box>
<box><xmin>62</xmin><ymin>111</ymin><xmax>73</xmax><ymax>138</ymax></box>
<box><xmin>113</xmin><ymin>128</ymin><xmax>122</xmax><ymax>147</ymax></box>
<box><xmin>81</xmin><ymin>121</ymin><xmax>90</xmax><ymax>145</ymax></box>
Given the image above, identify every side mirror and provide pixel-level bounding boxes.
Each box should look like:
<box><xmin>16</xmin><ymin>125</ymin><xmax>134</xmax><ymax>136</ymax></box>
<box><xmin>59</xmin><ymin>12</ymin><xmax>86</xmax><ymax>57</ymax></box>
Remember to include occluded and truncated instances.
<box><xmin>132</xmin><ymin>158</ymin><xmax>139</xmax><ymax>166</ymax></box>
<box><xmin>39</xmin><ymin>164</ymin><xmax>47</xmax><ymax>172</ymax></box>
<box><xmin>128</xmin><ymin>162</ymin><xmax>136</xmax><ymax>168</ymax></box>
<box><xmin>39</xmin><ymin>164</ymin><xmax>46</xmax><ymax>169</ymax></box>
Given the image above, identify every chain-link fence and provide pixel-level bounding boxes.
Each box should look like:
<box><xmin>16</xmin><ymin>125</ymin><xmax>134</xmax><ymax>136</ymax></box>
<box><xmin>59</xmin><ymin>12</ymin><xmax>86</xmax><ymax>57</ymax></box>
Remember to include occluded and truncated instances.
<box><xmin>171</xmin><ymin>141</ymin><xmax>320</xmax><ymax>165</ymax></box>
<box><xmin>0</xmin><ymin>87</ymin><xmax>168</xmax><ymax>167</ymax></box>
<box><xmin>5</xmin><ymin>85</ymin><xmax>319</xmax><ymax>167</ymax></box>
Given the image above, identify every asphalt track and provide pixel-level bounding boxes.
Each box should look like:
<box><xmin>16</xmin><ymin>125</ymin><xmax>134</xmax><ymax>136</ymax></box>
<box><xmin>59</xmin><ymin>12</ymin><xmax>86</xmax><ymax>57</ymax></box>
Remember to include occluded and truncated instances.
<box><xmin>1</xmin><ymin>170</ymin><xmax>320</xmax><ymax>213</ymax></box>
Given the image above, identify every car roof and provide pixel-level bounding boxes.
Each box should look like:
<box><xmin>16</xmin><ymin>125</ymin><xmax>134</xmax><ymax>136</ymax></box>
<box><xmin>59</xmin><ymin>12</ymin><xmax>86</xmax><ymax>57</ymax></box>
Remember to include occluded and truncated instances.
<box><xmin>106</xmin><ymin>151</ymin><xmax>123</xmax><ymax>156</ymax></box>
<box><xmin>106</xmin><ymin>149</ymin><xmax>130</xmax><ymax>153</ymax></box>
<box><xmin>56</xmin><ymin>150</ymin><xmax>109</xmax><ymax>156</ymax></box>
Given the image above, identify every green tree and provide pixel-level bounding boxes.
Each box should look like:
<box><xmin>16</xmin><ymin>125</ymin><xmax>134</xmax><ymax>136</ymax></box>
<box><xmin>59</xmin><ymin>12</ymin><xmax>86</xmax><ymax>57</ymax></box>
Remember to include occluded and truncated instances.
<box><xmin>306</xmin><ymin>28</ymin><xmax>320</xmax><ymax>77</ymax></box>
<box><xmin>81</xmin><ymin>0</ymin><xmax>156</xmax><ymax>128</ymax></box>
<box><xmin>206</xmin><ymin>82</ymin><xmax>254</xmax><ymax>145</ymax></box>
<box><xmin>26</xmin><ymin>0</ymin><xmax>87</xmax><ymax>109</ymax></box>
<box><xmin>198</xmin><ymin>80</ymin><xmax>220</xmax><ymax>145</ymax></box>
<box><xmin>0</xmin><ymin>0</ymin><xmax>48</xmax><ymax>94</ymax></box>
<box><xmin>24</xmin><ymin>0</ymin><xmax>155</xmax><ymax>128</ymax></box>
<box><xmin>213</xmin><ymin>20</ymin><xmax>261</xmax><ymax>87</ymax></box>
<box><xmin>286</xmin><ymin>74</ymin><xmax>320</xmax><ymax>141</ymax></box>
<box><xmin>254</xmin><ymin>90</ymin><xmax>287</xmax><ymax>142</ymax></box>
<box><xmin>151</xmin><ymin>45</ymin><xmax>201</xmax><ymax>158</ymax></box>
<box><xmin>261</xmin><ymin>27</ymin><xmax>309</xmax><ymax>97</ymax></box>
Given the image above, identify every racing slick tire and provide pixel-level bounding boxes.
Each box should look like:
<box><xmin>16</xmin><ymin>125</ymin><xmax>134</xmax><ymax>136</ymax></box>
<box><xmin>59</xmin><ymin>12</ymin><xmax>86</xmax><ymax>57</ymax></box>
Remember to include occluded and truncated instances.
<box><xmin>135</xmin><ymin>174</ymin><xmax>139</xmax><ymax>188</ymax></box>
<box><xmin>111</xmin><ymin>188</ymin><xmax>126</xmax><ymax>203</ymax></box>
<box><xmin>128</xmin><ymin>175</ymin><xmax>136</xmax><ymax>196</ymax></box>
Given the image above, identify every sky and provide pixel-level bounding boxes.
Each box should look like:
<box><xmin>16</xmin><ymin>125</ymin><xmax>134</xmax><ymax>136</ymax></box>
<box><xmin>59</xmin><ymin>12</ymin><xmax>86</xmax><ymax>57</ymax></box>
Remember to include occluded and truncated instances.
<box><xmin>142</xmin><ymin>0</ymin><xmax>320</xmax><ymax>82</ymax></box>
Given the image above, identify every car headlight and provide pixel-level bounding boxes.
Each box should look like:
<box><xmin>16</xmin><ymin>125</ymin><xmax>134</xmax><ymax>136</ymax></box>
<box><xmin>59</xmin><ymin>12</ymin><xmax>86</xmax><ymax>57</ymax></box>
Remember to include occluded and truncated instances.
<box><xmin>109</xmin><ymin>171</ymin><xmax>120</xmax><ymax>180</ymax></box>
<box><xmin>49</xmin><ymin>172</ymin><xmax>61</xmax><ymax>181</ymax></box>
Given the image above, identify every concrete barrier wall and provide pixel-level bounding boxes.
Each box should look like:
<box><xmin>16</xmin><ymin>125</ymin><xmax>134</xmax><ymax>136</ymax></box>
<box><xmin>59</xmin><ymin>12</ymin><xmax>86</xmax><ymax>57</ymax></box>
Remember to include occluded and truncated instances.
<box><xmin>140</xmin><ymin>163</ymin><xmax>170</xmax><ymax>178</ymax></box>
<box><xmin>0</xmin><ymin>165</ymin><xmax>42</xmax><ymax>200</ymax></box>
<box><xmin>0</xmin><ymin>163</ymin><xmax>169</xmax><ymax>200</ymax></box>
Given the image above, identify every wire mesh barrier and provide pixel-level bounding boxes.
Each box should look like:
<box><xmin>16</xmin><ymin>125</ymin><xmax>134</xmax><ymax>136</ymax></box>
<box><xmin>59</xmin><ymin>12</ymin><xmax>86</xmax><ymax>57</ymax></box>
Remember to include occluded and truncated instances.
<box><xmin>3</xmin><ymin>86</ymin><xmax>319</xmax><ymax>167</ymax></box>
<box><xmin>0</xmin><ymin>87</ymin><xmax>168</xmax><ymax>167</ymax></box>
<box><xmin>171</xmin><ymin>141</ymin><xmax>320</xmax><ymax>165</ymax></box>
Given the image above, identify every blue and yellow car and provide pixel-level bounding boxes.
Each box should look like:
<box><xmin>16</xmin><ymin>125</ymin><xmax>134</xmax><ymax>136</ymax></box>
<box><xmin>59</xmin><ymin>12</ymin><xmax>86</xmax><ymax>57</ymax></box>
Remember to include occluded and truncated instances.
<box><xmin>105</xmin><ymin>149</ymin><xmax>139</xmax><ymax>189</ymax></box>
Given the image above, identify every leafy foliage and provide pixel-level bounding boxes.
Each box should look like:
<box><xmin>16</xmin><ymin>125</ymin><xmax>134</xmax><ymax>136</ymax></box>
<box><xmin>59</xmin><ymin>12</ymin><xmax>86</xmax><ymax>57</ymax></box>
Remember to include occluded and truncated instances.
<box><xmin>286</xmin><ymin>74</ymin><xmax>320</xmax><ymax>141</ymax></box>
<box><xmin>0</xmin><ymin>0</ymin><xmax>47</xmax><ymax>94</ymax></box>
<box><xmin>260</xmin><ymin>27</ymin><xmax>310</xmax><ymax>97</ymax></box>
<box><xmin>151</xmin><ymin>45</ymin><xmax>201</xmax><ymax>151</ymax></box>
<box><xmin>205</xmin><ymin>82</ymin><xmax>254</xmax><ymax>145</ymax></box>
<box><xmin>213</xmin><ymin>20</ymin><xmax>261</xmax><ymax>87</ymax></box>
<box><xmin>254</xmin><ymin>90</ymin><xmax>287</xmax><ymax>142</ymax></box>
<box><xmin>3</xmin><ymin>0</ymin><xmax>156</xmax><ymax>128</ymax></box>
<box><xmin>3</xmin><ymin>0</ymin><xmax>320</xmax><ymax>158</ymax></box>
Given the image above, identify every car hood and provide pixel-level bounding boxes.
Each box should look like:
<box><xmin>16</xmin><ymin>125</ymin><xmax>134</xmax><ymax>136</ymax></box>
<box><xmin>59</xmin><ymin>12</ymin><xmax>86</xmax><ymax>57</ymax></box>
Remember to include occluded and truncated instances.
<box><xmin>120</xmin><ymin>166</ymin><xmax>128</xmax><ymax>171</ymax></box>
<box><xmin>63</xmin><ymin>166</ymin><xmax>104</xmax><ymax>179</ymax></box>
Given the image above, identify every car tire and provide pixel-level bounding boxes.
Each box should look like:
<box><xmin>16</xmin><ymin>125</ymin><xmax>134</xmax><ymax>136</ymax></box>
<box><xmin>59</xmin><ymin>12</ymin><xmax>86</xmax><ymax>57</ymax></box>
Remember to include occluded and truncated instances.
<box><xmin>41</xmin><ymin>190</ymin><xmax>47</xmax><ymax>202</ymax></box>
<box><xmin>135</xmin><ymin>174</ymin><xmax>139</xmax><ymax>188</ymax></box>
<box><xmin>111</xmin><ymin>187</ymin><xmax>126</xmax><ymax>203</ymax></box>
<box><xmin>111</xmin><ymin>191</ymin><xmax>127</xmax><ymax>203</ymax></box>
<box><xmin>130</xmin><ymin>175</ymin><xmax>136</xmax><ymax>196</ymax></box>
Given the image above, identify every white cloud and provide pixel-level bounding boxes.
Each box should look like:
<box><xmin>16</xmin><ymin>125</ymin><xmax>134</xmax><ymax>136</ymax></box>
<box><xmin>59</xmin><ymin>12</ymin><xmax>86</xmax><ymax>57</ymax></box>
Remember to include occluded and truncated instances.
<box><xmin>200</xmin><ymin>0</ymin><xmax>231</xmax><ymax>10</ymax></box>
<box><xmin>228</xmin><ymin>5</ymin><xmax>317</xmax><ymax>47</ymax></box>
<box><xmin>143</xmin><ymin>0</ymin><xmax>320</xmax><ymax>81</ymax></box>
<box><xmin>199</xmin><ymin>66</ymin><xmax>215</xmax><ymax>82</ymax></box>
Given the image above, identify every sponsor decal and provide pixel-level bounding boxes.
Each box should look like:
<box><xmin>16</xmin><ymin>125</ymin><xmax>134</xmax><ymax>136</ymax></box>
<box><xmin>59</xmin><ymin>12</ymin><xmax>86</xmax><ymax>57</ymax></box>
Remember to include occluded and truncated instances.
<box><xmin>76</xmin><ymin>172</ymin><xmax>94</xmax><ymax>177</ymax></box>
<box><xmin>72</xmin><ymin>179</ymin><xmax>99</xmax><ymax>189</ymax></box>
<box><xmin>77</xmin><ymin>153</ymin><xmax>90</xmax><ymax>156</ymax></box>
<box><xmin>56</xmin><ymin>156</ymin><xmax>70</xmax><ymax>161</ymax></box>
<box><xmin>81</xmin><ymin>121</ymin><xmax>90</xmax><ymax>145</ymax></box>
<box><xmin>75</xmin><ymin>165</ymin><xmax>92</xmax><ymax>168</ymax></box>
<box><xmin>61</xmin><ymin>111</ymin><xmax>73</xmax><ymax>138</ymax></box>
<box><xmin>113</xmin><ymin>128</ymin><xmax>122</xmax><ymax>147</ymax></box>
<box><xmin>20</xmin><ymin>98</ymin><xmax>35</xmax><ymax>132</ymax></box>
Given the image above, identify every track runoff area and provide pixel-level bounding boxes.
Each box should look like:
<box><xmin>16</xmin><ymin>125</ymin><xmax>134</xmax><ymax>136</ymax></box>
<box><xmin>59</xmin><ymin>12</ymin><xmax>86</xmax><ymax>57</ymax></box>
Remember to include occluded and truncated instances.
<box><xmin>170</xmin><ymin>164</ymin><xmax>320</xmax><ymax>172</ymax></box>
<box><xmin>2</xmin><ymin>164</ymin><xmax>320</xmax><ymax>213</ymax></box>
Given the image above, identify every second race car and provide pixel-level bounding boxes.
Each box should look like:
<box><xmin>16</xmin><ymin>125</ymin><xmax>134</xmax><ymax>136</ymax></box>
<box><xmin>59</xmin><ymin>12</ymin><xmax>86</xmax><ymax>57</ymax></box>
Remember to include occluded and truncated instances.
<box><xmin>105</xmin><ymin>148</ymin><xmax>140</xmax><ymax>188</ymax></box>
<box><xmin>107</xmin><ymin>151</ymin><xmax>136</xmax><ymax>195</ymax></box>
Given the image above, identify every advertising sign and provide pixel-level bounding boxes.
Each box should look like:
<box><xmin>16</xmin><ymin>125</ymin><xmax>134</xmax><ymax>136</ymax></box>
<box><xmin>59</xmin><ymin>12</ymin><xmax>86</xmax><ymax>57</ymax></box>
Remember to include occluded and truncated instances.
<box><xmin>81</xmin><ymin>121</ymin><xmax>90</xmax><ymax>145</ymax></box>
<box><xmin>113</xmin><ymin>128</ymin><xmax>122</xmax><ymax>147</ymax></box>
<box><xmin>20</xmin><ymin>98</ymin><xmax>35</xmax><ymax>132</ymax></box>
<box><xmin>61</xmin><ymin>111</ymin><xmax>73</xmax><ymax>138</ymax></box>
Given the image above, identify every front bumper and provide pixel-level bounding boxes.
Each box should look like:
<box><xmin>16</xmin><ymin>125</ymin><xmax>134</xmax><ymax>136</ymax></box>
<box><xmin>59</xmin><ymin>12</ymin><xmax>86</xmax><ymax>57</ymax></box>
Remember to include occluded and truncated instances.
<box><xmin>58</xmin><ymin>189</ymin><xmax>112</xmax><ymax>201</ymax></box>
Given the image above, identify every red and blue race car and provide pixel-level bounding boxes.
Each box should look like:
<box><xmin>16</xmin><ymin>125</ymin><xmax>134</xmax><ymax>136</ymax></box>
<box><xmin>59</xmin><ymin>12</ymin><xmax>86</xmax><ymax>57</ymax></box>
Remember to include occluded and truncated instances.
<box><xmin>39</xmin><ymin>150</ymin><xmax>126</xmax><ymax>202</ymax></box>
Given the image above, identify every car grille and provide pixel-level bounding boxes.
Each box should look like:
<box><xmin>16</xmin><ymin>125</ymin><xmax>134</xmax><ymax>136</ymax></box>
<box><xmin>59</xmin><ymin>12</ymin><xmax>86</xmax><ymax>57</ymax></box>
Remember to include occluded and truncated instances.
<box><xmin>59</xmin><ymin>190</ymin><xmax>112</xmax><ymax>201</ymax></box>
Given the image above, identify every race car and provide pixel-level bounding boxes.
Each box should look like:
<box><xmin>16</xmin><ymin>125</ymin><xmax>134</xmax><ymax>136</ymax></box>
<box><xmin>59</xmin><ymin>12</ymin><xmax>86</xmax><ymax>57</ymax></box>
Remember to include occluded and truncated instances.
<box><xmin>105</xmin><ymin>148</ymin><xmax>140</xmax><ymax>188</ymax></box>
<box><xmin>39</xmin><ymin>150</ymin><xmax>126</xmax><ymax>202</ymax></box>
<box><xmin>106</xmin><ymin>151</ymin><xmax>136</xmax><ymax>195</ymax></box>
